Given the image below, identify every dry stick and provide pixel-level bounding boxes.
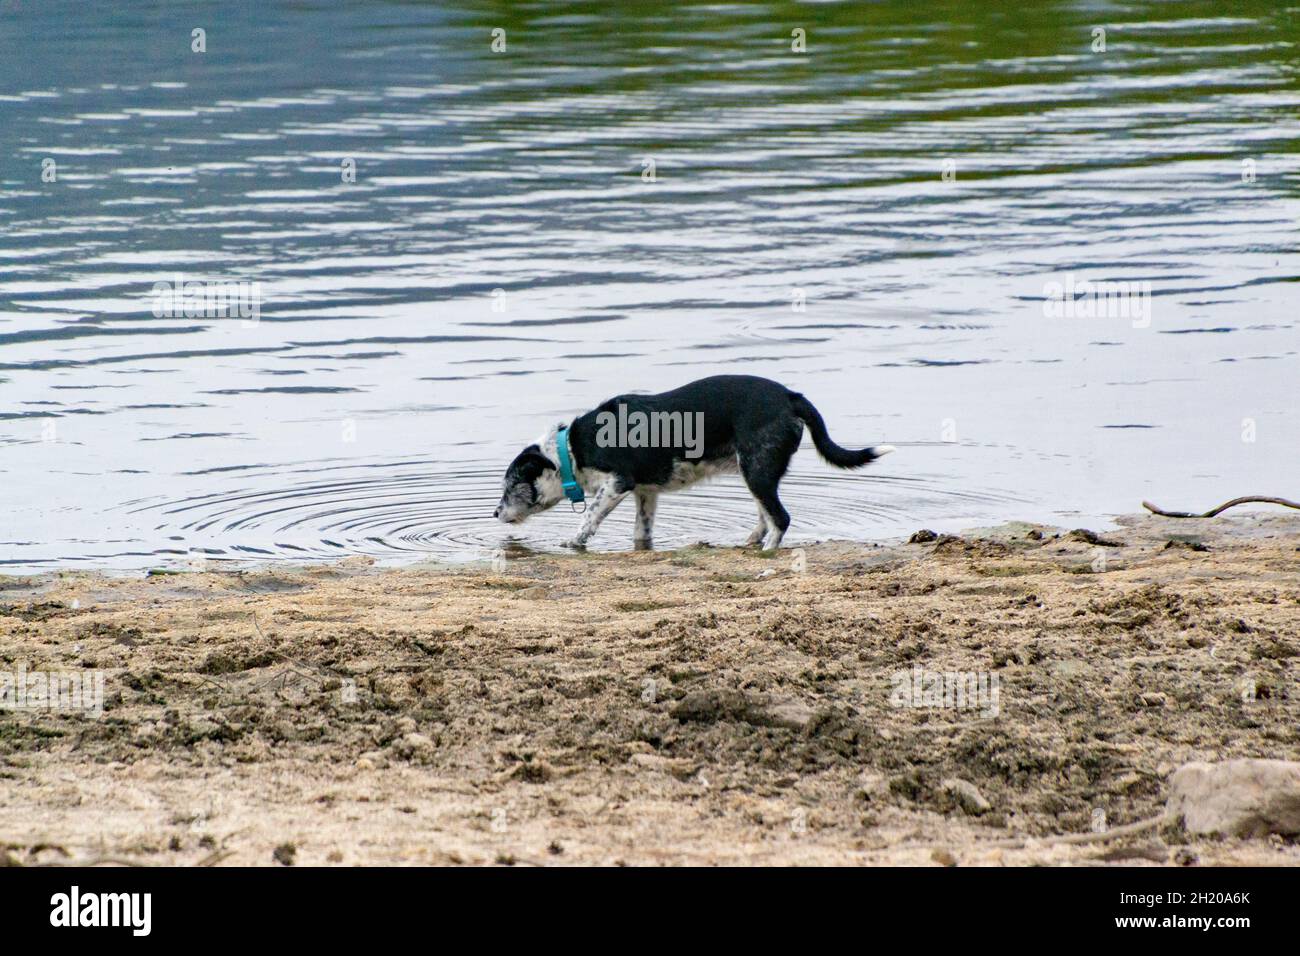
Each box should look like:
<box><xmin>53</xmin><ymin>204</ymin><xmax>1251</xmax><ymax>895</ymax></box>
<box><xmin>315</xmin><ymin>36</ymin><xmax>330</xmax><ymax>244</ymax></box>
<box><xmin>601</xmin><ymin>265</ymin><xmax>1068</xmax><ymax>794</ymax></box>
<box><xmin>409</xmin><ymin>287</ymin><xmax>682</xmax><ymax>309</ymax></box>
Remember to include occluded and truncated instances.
<box><xmin>1143</xmin><ymin>496</ymin><xmax>1300</xmax><ymax>519</ymax></box>
<box><xmin>911</xmin><ymin>814</ymin><xmax>1165</xmax><ymax>853</ymax></box>
<box><xmin>195</xmin><ymin>849</ymin><xmax>235</xmax><ymax>867</ymax></box>
<box><xmin>37</xmin><ymin>849</ymin><xmax>232</xmax><ymax>867</ymax></box>
<box><xmin>36</xmin><ymin>855</ymin><xmax>152</xmax><ymax>867</ymax></box>
<box><xmin>1020</xmin><ymin>814</ymin><xmax>1164</xmax><ymax>847</ymax></box>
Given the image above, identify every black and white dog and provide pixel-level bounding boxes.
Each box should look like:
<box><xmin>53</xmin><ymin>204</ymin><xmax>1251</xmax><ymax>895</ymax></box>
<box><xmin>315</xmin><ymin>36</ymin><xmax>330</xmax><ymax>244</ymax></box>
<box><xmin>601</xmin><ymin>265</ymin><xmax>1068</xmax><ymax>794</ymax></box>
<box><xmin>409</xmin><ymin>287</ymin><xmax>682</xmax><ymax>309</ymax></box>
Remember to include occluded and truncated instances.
<box><xmin>493</xmin><ymin>374</ymin><xmax>893</xmax><ymax>551</ymax></box>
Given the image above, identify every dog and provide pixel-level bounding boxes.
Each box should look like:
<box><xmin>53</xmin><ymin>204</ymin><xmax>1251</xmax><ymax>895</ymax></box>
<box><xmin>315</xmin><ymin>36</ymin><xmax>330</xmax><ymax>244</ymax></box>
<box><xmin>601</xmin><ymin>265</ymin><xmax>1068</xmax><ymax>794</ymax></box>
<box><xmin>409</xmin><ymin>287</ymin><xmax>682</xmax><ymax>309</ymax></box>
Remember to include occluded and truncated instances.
<box><xmin>493</xmin><ymin>374</ymin><xmax>894</xmax><ymax>551</ymax></box>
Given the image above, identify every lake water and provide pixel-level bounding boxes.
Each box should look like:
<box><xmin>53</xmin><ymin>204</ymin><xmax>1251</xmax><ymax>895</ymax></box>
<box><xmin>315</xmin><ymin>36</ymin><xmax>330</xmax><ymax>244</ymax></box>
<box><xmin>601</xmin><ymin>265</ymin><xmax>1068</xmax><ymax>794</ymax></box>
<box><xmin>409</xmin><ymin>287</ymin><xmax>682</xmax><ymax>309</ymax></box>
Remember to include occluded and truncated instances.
<box><xmin>1</xmin><ymin>1</ymin><xmax>1297</xmax><ymax>573</ymax></box>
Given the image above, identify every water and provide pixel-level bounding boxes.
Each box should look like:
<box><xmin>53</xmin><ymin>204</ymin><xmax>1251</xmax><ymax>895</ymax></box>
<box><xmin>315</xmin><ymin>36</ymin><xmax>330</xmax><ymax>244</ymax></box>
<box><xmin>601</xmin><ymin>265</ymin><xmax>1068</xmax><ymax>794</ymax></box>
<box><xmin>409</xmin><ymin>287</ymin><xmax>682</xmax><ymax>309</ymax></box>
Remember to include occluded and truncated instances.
<box><xmin>1</xmin><ymin>1</ymin><xmax>1297</xmax><ymax>574</ymax></box>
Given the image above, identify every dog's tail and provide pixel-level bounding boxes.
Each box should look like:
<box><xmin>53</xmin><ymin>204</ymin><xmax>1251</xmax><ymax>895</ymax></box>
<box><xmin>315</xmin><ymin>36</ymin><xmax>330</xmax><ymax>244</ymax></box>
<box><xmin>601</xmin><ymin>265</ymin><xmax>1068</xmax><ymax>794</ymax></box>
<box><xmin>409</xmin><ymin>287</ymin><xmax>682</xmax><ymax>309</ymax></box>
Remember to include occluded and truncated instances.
<box><xmin>789</xmin><ymin>392</ymin><xmax>895</xmax><ymax>469</ymax></box>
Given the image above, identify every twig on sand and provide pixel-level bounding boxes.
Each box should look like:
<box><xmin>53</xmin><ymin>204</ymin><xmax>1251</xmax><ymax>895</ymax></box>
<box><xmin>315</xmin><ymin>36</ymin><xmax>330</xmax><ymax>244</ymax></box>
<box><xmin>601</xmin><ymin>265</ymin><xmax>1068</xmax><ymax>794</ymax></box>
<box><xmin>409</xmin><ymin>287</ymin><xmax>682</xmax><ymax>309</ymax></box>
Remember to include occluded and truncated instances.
<box><xmin>0</xmin><ymin>840</ymin><xmax>151</xmax><ymax>868</ymax></box>
<box><xmin>1015</xmin><ymin>814</ymin><xmax>1163</xmax><ymax>847</ymax></box>
<box><xmin>35</xmin><ymin>855</ymin><xmax>152</xmax><ymax>867</ymax></box>
<box><xmin>912</xmin><ymin>814</ymin><xmax>1165</xmax><ymax>854</ymax></box>
<box><xmin>31</xmin><ymin>850</ymin><xmax>233</xmax><ymax>867</ymax></box>
<box><xmin>1142</xmin><ymin>496</ymin><xmax>1300</xmax><ymax>519</ymax></box>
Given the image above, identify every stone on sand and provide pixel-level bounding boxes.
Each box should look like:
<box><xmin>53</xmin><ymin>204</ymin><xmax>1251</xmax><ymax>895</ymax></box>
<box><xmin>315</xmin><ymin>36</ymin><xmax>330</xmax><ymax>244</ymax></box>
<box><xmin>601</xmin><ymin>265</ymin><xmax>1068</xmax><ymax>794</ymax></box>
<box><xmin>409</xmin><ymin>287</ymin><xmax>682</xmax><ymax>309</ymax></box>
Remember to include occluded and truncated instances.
<box><xmin>1166</xmin><ymin>759</ymin><xmax>1300</xmax><ymax>837</ymax></box>
<box><xmin>941</xmin><ymin>778</ymin><xmax>991</xmax><ymax>816</ymax></box>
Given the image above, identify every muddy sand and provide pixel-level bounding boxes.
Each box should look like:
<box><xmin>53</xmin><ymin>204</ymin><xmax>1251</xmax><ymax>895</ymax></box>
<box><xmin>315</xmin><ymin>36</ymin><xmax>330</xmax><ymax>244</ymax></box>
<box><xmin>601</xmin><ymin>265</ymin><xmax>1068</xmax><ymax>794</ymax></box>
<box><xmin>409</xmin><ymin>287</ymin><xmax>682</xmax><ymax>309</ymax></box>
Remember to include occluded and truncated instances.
<box><xmin>1</xmin><ymin>513</ymin><xmax>1297</xmax><ymax>867</ymax></box>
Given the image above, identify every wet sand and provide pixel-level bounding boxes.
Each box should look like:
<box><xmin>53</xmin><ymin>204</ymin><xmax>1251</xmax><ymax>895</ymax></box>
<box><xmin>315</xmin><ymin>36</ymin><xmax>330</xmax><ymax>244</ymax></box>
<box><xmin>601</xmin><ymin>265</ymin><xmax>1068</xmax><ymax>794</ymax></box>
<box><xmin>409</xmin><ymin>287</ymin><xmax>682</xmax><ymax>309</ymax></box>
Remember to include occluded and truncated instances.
<box><xmin>1</xmin><ymin>513</ymin><xmax>1297</xmax><ymax>866</ymax></box>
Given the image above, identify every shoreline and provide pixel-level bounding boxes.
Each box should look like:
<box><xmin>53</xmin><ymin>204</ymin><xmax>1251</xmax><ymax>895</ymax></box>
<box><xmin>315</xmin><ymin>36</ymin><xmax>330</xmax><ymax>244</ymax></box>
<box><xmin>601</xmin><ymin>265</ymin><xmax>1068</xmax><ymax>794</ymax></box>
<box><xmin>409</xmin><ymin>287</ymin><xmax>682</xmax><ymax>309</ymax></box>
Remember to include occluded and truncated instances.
<box><xmin>0</xmin><ymin>504</ymin><xmax>1161</xmax><ymax>581</ymax></box>
<box><xmin>2</xmin><ymin>512</ymin><xmax>1298</xmax><ymax>866</ymax></box>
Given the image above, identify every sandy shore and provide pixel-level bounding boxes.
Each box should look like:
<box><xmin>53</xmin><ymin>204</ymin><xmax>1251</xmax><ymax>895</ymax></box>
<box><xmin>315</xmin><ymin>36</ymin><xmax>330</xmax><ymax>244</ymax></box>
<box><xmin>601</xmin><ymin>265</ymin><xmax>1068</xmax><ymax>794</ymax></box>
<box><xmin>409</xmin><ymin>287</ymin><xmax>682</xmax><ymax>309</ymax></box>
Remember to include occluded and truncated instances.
<box><xmin>2</xmin><ymin>513</ymin><xmax>1298</xmax><ymax>866</ymax></box>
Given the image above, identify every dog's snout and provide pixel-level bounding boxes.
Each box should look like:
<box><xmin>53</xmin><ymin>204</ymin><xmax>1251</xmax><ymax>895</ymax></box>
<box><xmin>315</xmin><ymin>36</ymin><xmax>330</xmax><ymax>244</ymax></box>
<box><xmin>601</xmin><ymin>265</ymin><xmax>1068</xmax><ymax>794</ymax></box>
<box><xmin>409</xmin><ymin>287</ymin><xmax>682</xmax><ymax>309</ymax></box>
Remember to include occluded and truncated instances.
<box><xmin>493</xmin><ymin>506</ymin><xmax>500</xmax><ymax>518</ymax></box>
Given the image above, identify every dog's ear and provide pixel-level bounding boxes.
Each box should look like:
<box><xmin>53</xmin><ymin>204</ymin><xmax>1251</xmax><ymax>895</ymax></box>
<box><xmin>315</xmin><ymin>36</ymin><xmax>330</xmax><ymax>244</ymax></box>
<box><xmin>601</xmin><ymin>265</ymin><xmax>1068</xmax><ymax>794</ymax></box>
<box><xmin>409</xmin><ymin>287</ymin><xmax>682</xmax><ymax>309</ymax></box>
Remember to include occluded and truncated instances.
<box><xmin>516</xmin><ymin>445</ymin><xmax>556</xmax><ymax>474</ymax></box>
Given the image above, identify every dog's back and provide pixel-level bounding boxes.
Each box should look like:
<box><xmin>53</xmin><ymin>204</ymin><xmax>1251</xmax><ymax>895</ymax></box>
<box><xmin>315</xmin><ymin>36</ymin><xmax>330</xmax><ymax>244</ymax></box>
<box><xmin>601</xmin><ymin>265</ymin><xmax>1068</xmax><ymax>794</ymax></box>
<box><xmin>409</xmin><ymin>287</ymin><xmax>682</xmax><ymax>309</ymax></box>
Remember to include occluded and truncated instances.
<box><xmin>578</xmin><ymin>375</ymin><xmax>793</xmax><ymax>480</ymax></box>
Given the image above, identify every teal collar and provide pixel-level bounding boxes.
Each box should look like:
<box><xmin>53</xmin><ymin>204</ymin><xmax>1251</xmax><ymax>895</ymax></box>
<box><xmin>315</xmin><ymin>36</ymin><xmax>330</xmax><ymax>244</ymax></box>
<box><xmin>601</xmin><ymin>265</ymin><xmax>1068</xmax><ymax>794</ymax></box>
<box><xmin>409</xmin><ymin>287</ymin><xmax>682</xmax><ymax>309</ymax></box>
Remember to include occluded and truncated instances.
<box><xmin>556</xmin><ymin>426</ymin><xmax>584</xmax><ymax>503</ymax></box>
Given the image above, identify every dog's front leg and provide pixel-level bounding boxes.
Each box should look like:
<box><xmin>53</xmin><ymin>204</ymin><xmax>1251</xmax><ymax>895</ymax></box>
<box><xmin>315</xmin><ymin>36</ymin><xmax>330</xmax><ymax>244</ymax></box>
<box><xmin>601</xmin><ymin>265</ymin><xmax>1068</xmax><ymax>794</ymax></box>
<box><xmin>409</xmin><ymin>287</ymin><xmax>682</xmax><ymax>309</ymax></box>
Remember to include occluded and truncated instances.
<box><xmin>563</xmin><ymin>477</ymin><xmax>627</xmax><ymax>549</ymax></box>
<box><xmin>633</xmin><ymin>489</ymin><xmax>658</xmax><ymax>550</ymax></box>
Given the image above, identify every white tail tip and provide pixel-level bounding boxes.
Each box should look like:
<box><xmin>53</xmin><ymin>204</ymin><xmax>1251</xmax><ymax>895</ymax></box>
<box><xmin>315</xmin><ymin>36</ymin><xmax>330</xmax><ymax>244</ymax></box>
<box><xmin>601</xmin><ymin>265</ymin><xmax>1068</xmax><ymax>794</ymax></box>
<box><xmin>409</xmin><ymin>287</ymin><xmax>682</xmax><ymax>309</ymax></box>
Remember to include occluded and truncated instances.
<box><xmin>873</xmin><ymin>445</ymin><xmax>897</xmax><ymax>458</ymax></box>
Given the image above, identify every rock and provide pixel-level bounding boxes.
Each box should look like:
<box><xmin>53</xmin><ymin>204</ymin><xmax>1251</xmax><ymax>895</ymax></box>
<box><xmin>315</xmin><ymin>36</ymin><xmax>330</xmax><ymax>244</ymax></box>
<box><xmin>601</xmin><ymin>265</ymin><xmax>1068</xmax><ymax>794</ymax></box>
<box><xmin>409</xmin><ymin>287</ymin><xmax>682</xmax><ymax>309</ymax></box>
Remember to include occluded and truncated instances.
<box><xmin>511</xmin><ymin>760</ymin><xmax>553</xmax><ymax>784</ymax></box>
<box><xmin>931</xmin><ymin>849</ymin><xmax>957</xmax><ymax>866</ymax></box>
<box><xmin>941</xmin><ymin>778</ymin><xmax>991</xmax><ymax>815</ymax></box>
<box><xmin>671</xmin><ymin>688</ymin><xmax>748</xmax><ymax>723</ymax></box>
<box><xmin>908</xmin><ymin>529</ymin><xmax>938</xmax><ymax>544</ymax></box>
<box><xmin>1166</xmin><ymin>759</ymin><xmax>1300</xmax><ymax>837</ymax></box>
<box><xmin>1252</xmin><ymin>640</ymin><xmax>1298</xmax><ymax>660</ymax></box>
<box><xmin>1050</xmin><ymin>659</ymin><xmax>1089</xmax><ymax>679</ymax></box>
<box><xmin>670</xmin><ymin>689</ymin><xmax>814</xmax><ymax>732</ymax></box>
<box><xmin>272</xmin><ymin>842</ymin><xmax>297</xmax><ymax>866</ymax></box>
<box><xmin>1068</xmin><ymin>528</ymin><xmax>1122</xmax><ymax>547</ymax></box>
<box><xmin>629</xmin><ymin>753</ymin><xmax>696</xmax><ymax>779</ymax></box>
<box><xmin>760</xmin><ymin>700</ymin><xmax>815</xmax><ymax>732</ymax></box>
<box><xmin>393</xmin><ymin>716</ymin><xmax>417</xmax><ymax>735</ymax></box>
<box><xmin>184</xmin><ymin>718</ymin><xmax>225</xmax><ymax>741</ymax></box>
<box><xmin>1015</xmin><ymin>645</ymin><xmax>1043</xmax><ymax>666</ymax></box>
<box><xmin>392</xmin><ymin>733</ymin><xmax>435</xmax><ymax>761</ymax></box>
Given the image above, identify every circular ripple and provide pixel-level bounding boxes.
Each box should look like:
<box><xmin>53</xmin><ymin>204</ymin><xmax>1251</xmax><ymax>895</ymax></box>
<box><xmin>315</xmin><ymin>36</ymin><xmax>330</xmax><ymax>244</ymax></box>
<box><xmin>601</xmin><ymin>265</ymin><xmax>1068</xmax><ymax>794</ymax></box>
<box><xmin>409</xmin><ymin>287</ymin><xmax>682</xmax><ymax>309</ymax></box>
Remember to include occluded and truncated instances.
<box><xmin>125</xmin><ymin>454</ymin><xmax>1024</xmax><ymax>566</ymax></box>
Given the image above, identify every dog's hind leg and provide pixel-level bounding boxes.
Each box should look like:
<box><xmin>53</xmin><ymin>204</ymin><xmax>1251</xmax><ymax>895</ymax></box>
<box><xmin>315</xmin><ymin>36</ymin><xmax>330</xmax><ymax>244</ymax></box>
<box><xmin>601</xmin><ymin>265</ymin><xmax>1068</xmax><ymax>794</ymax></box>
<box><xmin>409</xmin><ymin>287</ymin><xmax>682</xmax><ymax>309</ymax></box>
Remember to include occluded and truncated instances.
<box><xmin>744</xmin><ymin>512</ymin><xmax>768</xmax><ymax>547</ymax></box>
<box><xmin>755</xmin><ymin>496</ymin><xmax>788</xmax><ymax>551</ymax></box>
<box><xmin>743</xmin><ymin>468</ymin><xmax>790</xmax><ymax>548</ymax></box>
<box><xmin>739</xmin><ymin>432</ymin><xmax>797</xmax><ymax>551</ymax></box>
<box><xmin>633</xmin><ymin>489</ymin><xmax>658</xmax><ymax>551</ymax></box>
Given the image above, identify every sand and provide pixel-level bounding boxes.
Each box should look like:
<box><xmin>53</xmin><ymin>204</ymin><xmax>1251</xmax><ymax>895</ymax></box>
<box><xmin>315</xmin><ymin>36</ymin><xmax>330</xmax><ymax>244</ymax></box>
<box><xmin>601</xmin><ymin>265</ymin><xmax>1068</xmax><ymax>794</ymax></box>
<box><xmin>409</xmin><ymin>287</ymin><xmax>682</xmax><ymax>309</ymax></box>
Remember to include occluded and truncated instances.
<box><xmin>1</xmin><ymin>512</ymin><xmax>1298</xmax><ymax>867</ymax></box>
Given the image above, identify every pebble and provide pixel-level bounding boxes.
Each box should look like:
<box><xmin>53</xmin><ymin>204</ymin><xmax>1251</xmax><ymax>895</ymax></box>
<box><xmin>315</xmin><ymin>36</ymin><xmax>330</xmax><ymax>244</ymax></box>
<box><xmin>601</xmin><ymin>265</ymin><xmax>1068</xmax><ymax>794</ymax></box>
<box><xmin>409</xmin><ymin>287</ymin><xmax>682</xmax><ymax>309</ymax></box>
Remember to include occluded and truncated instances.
<box><xmin>942</xmin><ymin>777</ymin><xmax>991</xmax><ymax>815</ymax></box>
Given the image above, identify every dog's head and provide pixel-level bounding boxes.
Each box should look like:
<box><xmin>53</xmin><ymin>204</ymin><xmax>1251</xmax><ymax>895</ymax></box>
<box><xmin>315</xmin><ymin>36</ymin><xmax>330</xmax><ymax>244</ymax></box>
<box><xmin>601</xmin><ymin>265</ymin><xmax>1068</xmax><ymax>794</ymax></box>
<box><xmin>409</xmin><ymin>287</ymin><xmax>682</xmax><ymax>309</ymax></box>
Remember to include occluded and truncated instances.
<box><xmin>494</xmin><ymin>444</ymin><xmax>562</xmax><ymax>523</ymax></box>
